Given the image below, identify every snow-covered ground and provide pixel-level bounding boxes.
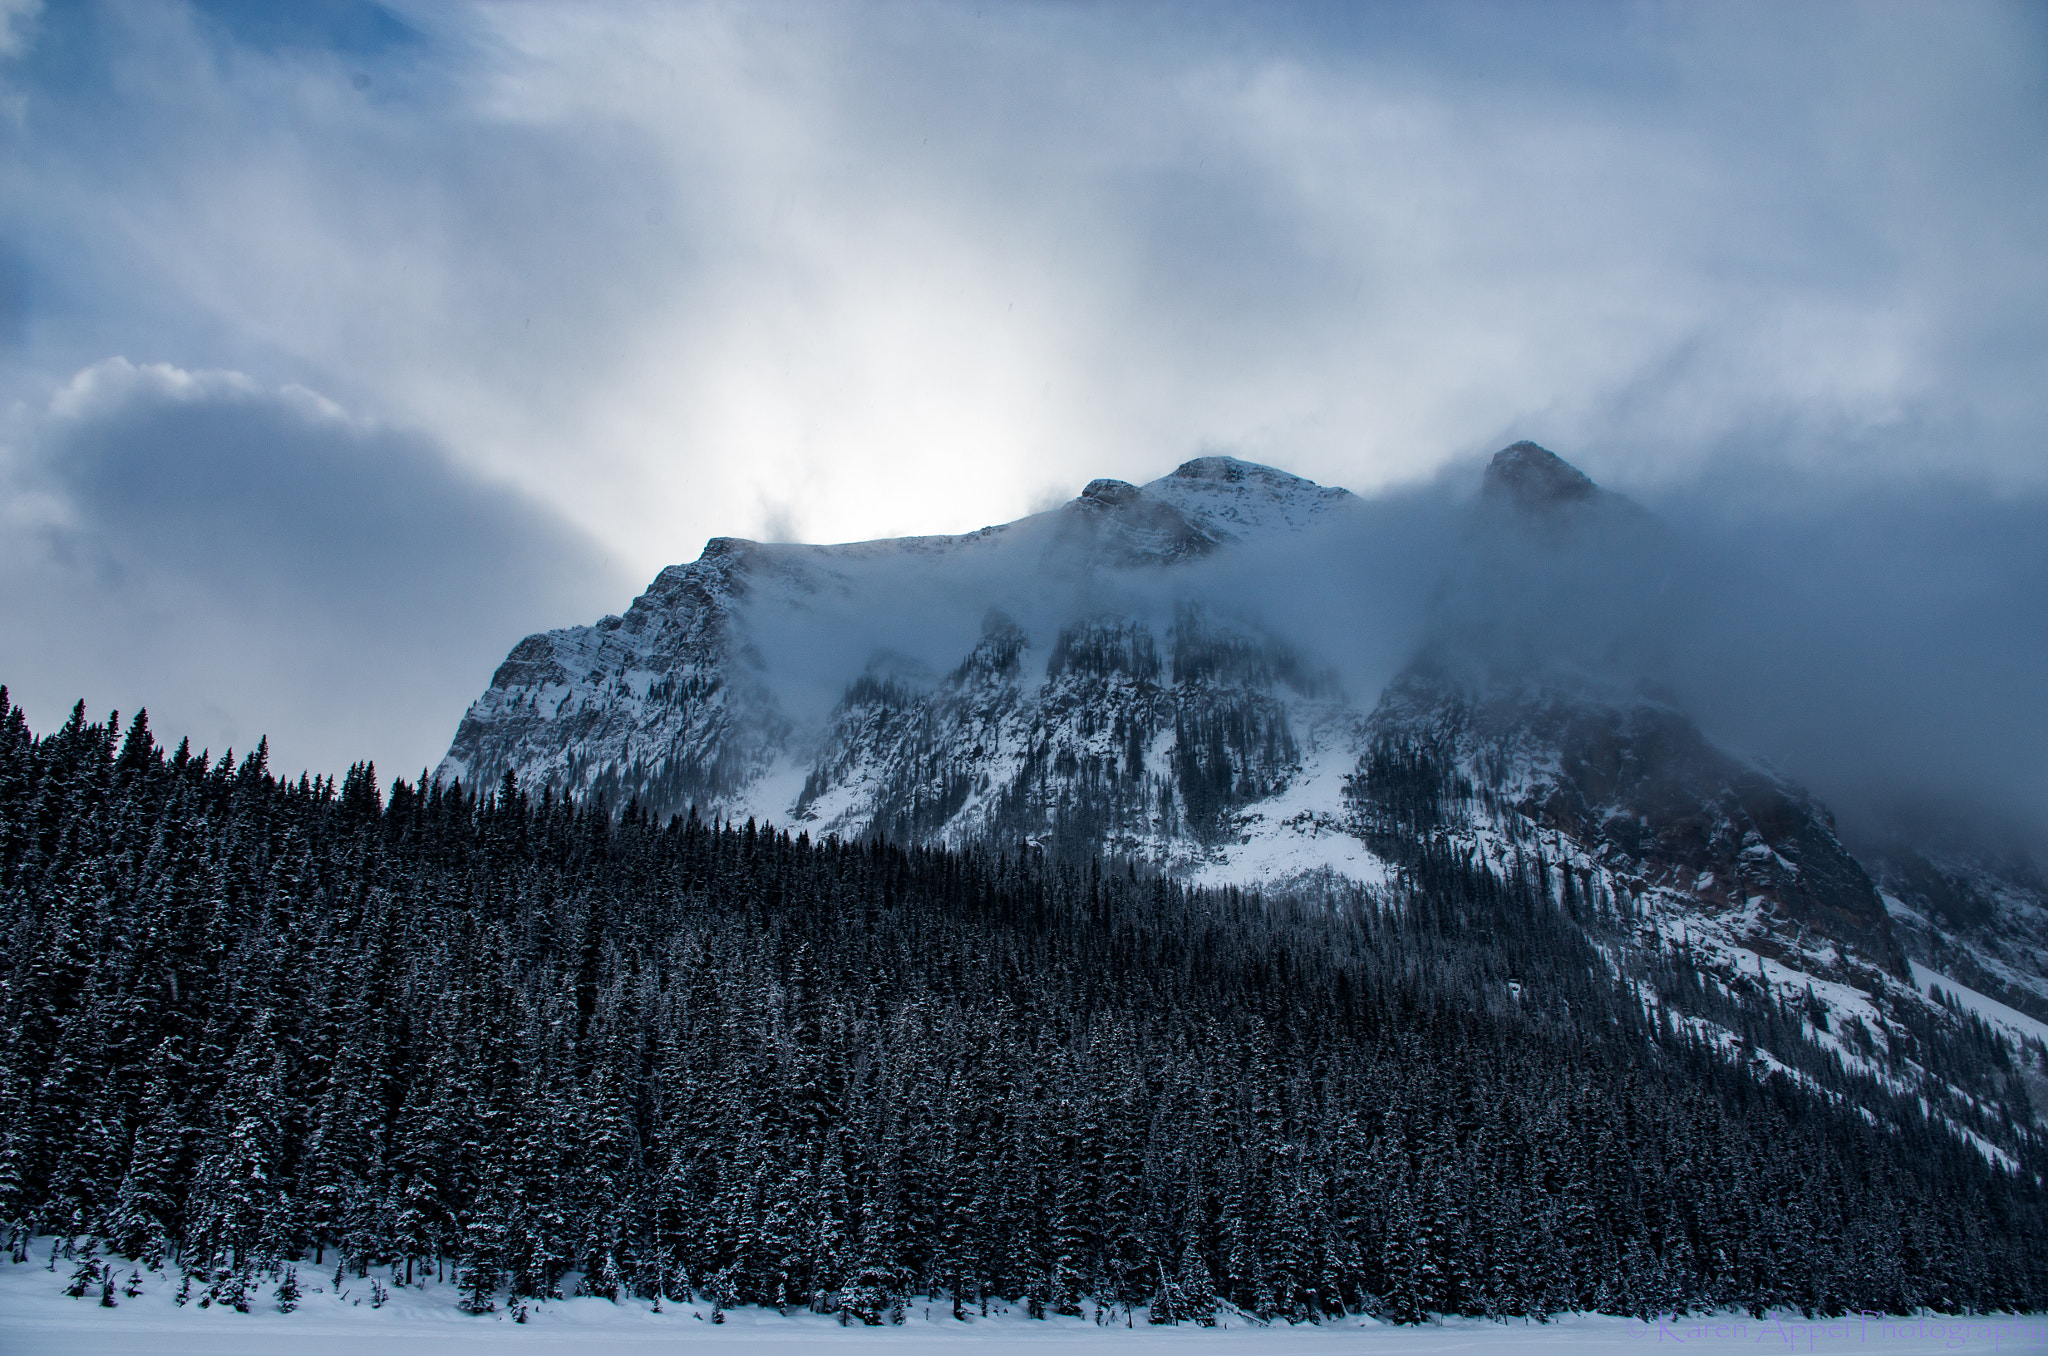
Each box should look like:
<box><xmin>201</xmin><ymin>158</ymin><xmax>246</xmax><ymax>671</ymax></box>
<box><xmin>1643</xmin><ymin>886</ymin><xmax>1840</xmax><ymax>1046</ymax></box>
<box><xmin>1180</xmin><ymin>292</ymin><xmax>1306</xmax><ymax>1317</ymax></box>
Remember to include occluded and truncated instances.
<box><xmin>2</xmin><ymin>1254</ymin><xmax>2039</xmax><ymax>1355</ymax></box>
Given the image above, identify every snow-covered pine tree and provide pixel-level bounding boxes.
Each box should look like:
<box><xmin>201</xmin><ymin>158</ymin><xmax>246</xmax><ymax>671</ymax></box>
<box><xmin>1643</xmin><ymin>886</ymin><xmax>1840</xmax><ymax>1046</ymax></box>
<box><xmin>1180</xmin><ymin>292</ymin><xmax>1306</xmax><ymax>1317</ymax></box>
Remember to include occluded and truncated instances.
<box><xmin>182</xmin><ymin>1017</ymin><xmax>289</xmax><ymax>1275</ymax></box>
<box><xmin>107</xmin><ymin>1039</ymin><xmax>185</xmax><ymax>1263</ymax></box>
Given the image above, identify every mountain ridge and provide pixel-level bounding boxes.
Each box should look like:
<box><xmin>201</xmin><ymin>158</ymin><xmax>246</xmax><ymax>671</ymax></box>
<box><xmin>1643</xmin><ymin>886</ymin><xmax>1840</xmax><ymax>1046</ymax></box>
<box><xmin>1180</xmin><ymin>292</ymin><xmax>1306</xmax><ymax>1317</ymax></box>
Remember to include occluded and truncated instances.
<box><xmin>438</xmin><ymin>444</ymin><xmax>2046</xmax><ymax>1147</ymax></box>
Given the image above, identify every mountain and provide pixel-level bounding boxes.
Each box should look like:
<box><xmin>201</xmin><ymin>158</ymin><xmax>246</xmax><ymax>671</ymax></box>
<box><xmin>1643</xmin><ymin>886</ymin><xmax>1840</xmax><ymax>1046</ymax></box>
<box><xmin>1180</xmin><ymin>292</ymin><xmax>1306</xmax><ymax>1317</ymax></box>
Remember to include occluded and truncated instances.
<box><xmin>440</xmin><ymin>454</ymin><xmax>1374</xmax><ymax>883</ymax></box>
<box><xmin>442</xmin><ymin>445</ymin><xmax>2048</xmax><ymax>1147</ymax></box>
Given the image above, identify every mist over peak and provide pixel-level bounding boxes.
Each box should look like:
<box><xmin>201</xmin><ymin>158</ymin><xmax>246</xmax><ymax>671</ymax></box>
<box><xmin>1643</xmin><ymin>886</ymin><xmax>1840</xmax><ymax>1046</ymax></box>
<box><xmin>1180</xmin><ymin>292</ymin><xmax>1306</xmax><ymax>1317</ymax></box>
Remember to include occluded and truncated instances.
<box><xmin>1332</xmin><ymin>442</ymin><xmax>2048</xmax><ymax>868</ymax></box>
<box><xmin>1483</xmin><ymin>441</ymin><xmax>1598</xmax><ymax>508</ymax></box>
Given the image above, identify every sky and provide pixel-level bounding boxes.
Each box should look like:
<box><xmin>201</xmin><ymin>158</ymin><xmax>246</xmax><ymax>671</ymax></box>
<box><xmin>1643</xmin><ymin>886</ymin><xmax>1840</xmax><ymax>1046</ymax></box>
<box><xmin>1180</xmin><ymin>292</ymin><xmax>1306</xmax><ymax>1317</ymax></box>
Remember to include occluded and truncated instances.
<box><xmin>0</xmin><ymin>0</ymin><xmax>2044</xmax><ymax>829</ymax></box>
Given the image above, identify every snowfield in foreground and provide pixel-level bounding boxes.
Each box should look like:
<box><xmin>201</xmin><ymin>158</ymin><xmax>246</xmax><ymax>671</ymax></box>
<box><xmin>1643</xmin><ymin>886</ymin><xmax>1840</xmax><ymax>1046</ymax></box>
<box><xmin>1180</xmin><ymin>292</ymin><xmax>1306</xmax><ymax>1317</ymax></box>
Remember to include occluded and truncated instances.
<box><xmin>1</xmin><ymin>1257</ymin><xmax>2039</xmax><ymax>1356</ymax></box>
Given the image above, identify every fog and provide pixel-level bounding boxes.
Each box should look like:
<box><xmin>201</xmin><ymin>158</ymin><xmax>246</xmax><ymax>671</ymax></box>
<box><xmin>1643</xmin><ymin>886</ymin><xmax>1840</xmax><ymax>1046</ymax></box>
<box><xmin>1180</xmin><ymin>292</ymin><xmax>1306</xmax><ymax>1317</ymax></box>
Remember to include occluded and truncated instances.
<box><xmin>737</xmin><ymin>447</ymin><xmax>2048</xmax><ymax>861</ymax></box>
<box><xmin>1338</xmin><ymin>453</ymin><xmax>2048</xmax><ymax>858</ymax></box>
<box><xmin>733</xmin><ymin>474</ymin><xmax>1463</xmax><ymax>727</ymax></box>
<box><xmin>1652</xmin><ymin>475</ymin><xmax>2048</xmax><ymax>855</ymax></box>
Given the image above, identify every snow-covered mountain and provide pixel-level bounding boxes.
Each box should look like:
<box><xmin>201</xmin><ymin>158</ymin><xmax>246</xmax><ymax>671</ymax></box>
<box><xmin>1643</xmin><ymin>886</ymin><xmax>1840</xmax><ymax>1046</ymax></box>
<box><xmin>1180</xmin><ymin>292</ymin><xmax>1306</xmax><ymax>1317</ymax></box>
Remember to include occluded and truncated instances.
<box><xmin>442</xmin><ymin>444</ymin><xmax>2048</xmax><ymax>1132</ymax></box>
<box><xmin>440</xmin><ymin>454</ymin><xmax>1378</xmax><ymax>885</ymax></box>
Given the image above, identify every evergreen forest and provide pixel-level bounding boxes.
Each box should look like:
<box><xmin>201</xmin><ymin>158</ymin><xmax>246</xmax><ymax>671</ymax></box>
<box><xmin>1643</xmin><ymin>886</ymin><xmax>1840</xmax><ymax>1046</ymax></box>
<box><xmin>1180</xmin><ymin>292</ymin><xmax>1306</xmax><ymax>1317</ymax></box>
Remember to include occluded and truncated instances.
<box><xmin>2</xmin><ymin>691</ymin><xmax>2043</xmax><ymax>1324</ymax></box>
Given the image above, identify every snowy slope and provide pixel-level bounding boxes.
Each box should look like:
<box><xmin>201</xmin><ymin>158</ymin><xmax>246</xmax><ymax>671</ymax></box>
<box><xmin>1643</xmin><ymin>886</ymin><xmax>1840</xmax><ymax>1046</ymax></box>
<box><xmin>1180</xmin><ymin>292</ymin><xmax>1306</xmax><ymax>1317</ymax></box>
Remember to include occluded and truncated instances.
<box><xmin>1142</xmin><ymin>456</ymin><xmax>1355</xmax><ymax>536</ymax></box>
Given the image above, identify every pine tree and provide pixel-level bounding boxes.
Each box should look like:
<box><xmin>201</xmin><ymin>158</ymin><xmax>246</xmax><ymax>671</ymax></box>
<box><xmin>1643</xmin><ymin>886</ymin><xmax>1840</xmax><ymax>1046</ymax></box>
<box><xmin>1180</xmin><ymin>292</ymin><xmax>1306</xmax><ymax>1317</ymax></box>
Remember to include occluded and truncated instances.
<box><xmin>457</xmin><ymin>1202</ymin><xmax>504</xmax><ymax>1314</ymax></box>
<box><xmin>0</xmin><ymin>693</ymin><xmax>2038</xmax><ymax>1323</ymax></box>
<box><xmin>183</xmin><ymin>1018</ymin><xmax>290</xmax><ymax>1274</ymax></box>
<box><xmin>275</xmin><ymin>1265</ymin><xmax>301</xmax><ymax>1313</ymax></box>
<box><xmin>1152</xmin><ymin>1239</ymin><xmax>1217</xmax><ymax>1325</ymax></box>
<box><xmin>108</xmin><ymin>1040</ymin><xmax>185</xmax><ymax>1261</ymax></box>
<box><xmin>64</xmin><ymin>1241</ymin><xmax>102</xmax><ymax>1298</ymax></box>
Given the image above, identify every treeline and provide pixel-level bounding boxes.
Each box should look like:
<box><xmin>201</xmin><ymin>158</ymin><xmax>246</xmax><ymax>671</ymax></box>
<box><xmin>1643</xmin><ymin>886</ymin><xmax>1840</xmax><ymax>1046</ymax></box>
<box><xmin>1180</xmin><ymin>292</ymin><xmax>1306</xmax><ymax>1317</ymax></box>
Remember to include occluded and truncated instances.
<box><xmin>0</xmin><ymin>690</ymin><xmax>2043</xmax><ymax>1323</ymax></box>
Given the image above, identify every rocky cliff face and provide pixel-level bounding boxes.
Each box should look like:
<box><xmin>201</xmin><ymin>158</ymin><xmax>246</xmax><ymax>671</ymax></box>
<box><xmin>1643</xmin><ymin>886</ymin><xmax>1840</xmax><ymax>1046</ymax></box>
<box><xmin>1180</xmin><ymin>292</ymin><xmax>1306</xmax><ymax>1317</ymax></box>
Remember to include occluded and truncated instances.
<box><xmin>441</xmin><ymin>445</ymin><xmax>2046</xmax><ymax>1127</ymax></box>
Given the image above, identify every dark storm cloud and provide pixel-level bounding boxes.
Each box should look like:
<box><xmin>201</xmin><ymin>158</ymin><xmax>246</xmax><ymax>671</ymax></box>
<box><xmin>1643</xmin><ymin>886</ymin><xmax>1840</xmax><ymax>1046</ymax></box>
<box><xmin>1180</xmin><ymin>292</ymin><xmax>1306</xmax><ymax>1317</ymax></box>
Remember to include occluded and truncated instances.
<box><xmin>39</xmin><ymin>365</ymin><xmax>550</xmax><ymax>624</ymax></box>
<box><xmin>0</xmin><ymin>361</ymin><xmax>627</xmax><ymax>777</ymax></box>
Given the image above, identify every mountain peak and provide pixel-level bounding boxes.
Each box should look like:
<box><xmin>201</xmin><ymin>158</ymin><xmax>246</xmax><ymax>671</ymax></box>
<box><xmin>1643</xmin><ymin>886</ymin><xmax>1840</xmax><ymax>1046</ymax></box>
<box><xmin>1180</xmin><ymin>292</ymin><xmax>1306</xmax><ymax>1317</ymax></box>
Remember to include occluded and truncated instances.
<box><xmin>1166</xmin><ymin>455</ymin><xmax>1273</xmax><ymax>484</ymax></box>
<box><xmin>1143</xmin><ymin>455</ymin><xmax>1353</xmax><ymax>536</ymax></box>
<box><xmin>1078</xmin><ymin>478</ymin><xmax>1142</xmax><ymax>508</ymax></box>
<box><xmin>1482</xmin><ymin>441</ymin><xmax>1599</xmax><ymax>510</ymax></box>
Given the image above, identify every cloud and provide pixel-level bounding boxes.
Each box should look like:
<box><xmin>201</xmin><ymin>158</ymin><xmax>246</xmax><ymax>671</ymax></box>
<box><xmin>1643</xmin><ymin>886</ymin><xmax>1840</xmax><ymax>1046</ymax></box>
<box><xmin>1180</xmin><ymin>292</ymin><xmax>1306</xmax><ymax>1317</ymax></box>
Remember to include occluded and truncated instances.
<box><xmin>6</xmin><ymin>1</ymin><xmax>2045</xmax><ymax>569</ymax></box>
<box><xmin>0</xmin><ymin>0</ymin><xmax>2042</xmax><ymax>833</ymax></box>
<box><xmin>1387</xmin><ymin>448</ymin><xmax>2048</xmax><ymax>853</ymax></box>
<box><xmin>0</xmin><ymin>358</ymin><xmax>627</xmax><ymax>777</ymax></box>
<box><xmin>0</xmin><ymin>0</ymin><xmax>37</xmax><ymax>60</ymax></box>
